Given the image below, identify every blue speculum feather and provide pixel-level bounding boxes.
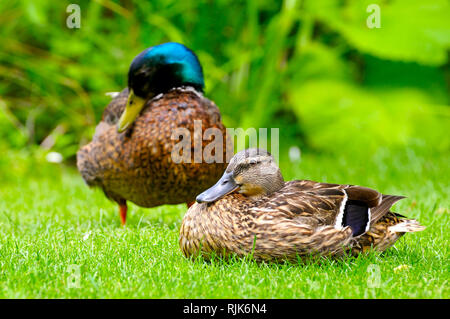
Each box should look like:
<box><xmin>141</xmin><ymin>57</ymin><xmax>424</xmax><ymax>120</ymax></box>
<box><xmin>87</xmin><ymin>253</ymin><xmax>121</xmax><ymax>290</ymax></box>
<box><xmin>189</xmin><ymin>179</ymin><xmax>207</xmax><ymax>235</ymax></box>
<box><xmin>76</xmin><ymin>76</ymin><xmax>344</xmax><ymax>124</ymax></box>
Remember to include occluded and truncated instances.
<box><xmin>129</xmin><ymin>42</ymin><xmax>205</xmax><ymax>94</ymax></box>
<box><xmin>343</xmin><ymin>200</ymin><xmax>370</xmax><ymax>236</ymax></box>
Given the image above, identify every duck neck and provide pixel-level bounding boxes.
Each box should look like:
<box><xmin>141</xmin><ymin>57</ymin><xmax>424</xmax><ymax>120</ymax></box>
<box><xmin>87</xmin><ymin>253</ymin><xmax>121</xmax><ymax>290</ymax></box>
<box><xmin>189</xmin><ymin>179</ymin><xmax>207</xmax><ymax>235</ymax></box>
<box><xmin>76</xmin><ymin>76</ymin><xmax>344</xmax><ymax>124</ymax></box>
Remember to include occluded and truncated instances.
<box><xmin>240</xmin><ymin>169</ymin><xmax>285</xmax><ymax>199</ymax></box>
<box><xmin>264</xmin><ymin>169</ymin><xmax>285</xmax><ymax>195</ymax></box>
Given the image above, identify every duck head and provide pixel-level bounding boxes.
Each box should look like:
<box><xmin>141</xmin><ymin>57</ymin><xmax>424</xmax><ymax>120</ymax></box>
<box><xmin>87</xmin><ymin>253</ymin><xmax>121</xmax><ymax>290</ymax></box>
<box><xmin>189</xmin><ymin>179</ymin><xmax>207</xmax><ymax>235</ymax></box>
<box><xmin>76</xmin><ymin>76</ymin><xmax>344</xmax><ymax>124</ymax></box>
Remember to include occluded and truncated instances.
<box><xmin>117</xmin><ymin>42</ymin><xmax>205</xmax><ymax>132</ymax></box>
<box><xmin>196</xmin><ymin>148</ymin><xmax>285</xmax><ymax>203</ymax></box>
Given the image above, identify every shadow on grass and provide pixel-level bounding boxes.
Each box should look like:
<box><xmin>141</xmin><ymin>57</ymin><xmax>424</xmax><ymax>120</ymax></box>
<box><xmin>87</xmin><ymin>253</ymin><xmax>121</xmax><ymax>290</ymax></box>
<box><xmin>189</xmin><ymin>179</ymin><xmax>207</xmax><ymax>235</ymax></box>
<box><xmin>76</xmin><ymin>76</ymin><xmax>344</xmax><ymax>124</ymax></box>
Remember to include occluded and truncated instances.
<box><xmin>182</xmin><ymin>246</ymin><xmax>396</xmax><ymax>272</ymax></box>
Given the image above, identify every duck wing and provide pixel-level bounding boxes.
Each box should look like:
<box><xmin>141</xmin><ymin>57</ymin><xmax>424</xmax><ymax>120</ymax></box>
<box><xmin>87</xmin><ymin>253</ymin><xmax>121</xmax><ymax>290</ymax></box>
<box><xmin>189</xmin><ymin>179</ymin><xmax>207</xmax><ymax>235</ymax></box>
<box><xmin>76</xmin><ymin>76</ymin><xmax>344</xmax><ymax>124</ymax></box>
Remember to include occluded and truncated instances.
<box><xmin>253</xmin><ymin>180</ymin><xmax>403</xmax><ymax>237</ymax></box>
<box><xmin>101</xmin><ymin>88</ymin><xmax>128</xmax><ymax>126</ymax></box>
<box><xmin>247</xmin><ymin>184</ymin><xmax>354</xmax><ymax>257</ymax></box>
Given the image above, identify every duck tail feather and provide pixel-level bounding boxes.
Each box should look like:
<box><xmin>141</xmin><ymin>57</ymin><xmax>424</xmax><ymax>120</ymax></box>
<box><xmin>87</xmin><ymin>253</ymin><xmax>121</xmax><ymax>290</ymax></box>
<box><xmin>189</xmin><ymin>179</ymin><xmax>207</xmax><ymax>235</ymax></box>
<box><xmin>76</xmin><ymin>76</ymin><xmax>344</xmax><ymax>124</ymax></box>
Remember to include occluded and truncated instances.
<box><xmin>389</xmin><ymin>219</ymin><xmax>426</xmax><ymax>233</ymax></box>
<box><xmin>370</xmin><ymin>195</ymin><xmax>405</xmax><ymax>224</ymax></box>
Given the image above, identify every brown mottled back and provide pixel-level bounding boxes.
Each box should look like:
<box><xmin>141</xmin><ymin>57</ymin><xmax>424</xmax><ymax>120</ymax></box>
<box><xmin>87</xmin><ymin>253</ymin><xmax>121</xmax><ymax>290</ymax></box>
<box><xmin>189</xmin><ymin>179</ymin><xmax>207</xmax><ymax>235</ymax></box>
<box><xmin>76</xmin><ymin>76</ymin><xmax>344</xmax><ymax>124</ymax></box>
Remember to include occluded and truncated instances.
<box><xmin>77</xmin><ymin>87</ymin><xmax>231</xmax><ymax>208</ymax></box>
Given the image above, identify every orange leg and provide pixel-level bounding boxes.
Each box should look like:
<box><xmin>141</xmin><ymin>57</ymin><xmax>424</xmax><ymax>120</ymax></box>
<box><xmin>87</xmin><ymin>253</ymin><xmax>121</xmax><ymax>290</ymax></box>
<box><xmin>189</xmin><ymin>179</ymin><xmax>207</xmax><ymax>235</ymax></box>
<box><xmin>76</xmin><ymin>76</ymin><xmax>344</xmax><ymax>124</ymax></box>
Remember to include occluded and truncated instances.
<box><xmin>187</xmin><ymin>201</ymin><xmax>195</xmax><ymax>208</ymax></box>
<box><xmin>119</xmin><ymin>202</ymin><xmax>127</xmax><ymax>226</ymax></box>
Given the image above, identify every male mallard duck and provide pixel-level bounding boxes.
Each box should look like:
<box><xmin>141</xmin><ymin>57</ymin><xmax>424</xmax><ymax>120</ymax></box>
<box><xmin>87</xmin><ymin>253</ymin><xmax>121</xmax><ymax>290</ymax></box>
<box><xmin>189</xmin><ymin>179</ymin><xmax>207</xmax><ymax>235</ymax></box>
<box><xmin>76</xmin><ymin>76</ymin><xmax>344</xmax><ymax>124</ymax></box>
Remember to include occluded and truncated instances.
<box><xmin>77</xmin><ymin>43</ymin><xmax>230</xmax><ymax>225</ymax></box>
<box><xmin>180</xmin><ymin>148</ymin><xmax>425</xmax><ymax>262</ymax></box>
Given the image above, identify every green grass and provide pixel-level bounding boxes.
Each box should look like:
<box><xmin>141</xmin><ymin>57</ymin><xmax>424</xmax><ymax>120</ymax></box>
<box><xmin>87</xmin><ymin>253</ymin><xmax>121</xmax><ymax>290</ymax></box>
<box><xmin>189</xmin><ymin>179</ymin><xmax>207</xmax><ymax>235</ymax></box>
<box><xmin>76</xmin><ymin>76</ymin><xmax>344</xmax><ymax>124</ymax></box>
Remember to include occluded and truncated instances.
<box><xmin>0</xmin><ymin>0</ymin><xmax>448</xmax><ymax>299</ymax></box>
<box><xmin>0</xmin><ymin>145</ymin><xmax>448</xmax><ymax>298</ymax></box>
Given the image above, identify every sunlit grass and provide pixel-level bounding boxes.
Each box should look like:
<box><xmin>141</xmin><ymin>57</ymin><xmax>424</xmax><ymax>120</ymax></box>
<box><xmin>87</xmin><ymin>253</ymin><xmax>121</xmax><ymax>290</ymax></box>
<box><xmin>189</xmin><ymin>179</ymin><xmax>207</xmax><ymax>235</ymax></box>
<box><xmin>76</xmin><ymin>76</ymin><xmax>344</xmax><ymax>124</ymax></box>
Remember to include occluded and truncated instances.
<box><xmin>0</xmin><ymin>145</ymin><xmax>447</xmax><ymax>298</ymax></box>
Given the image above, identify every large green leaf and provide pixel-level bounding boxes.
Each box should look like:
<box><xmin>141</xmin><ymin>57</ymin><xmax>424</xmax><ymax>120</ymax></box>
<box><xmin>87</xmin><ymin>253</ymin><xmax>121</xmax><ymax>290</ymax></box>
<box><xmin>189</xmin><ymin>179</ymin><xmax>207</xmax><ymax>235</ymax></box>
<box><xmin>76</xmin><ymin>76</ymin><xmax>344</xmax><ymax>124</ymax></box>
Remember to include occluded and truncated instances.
<box><xmin>287</xmin><ymin>79</ymin><xmax>450</xmax><ymax>152</ymax></box>
<box><xmin>305</xmin><ymin>0</ymin><xmax>450</xmax><ymax>66</ymax></box>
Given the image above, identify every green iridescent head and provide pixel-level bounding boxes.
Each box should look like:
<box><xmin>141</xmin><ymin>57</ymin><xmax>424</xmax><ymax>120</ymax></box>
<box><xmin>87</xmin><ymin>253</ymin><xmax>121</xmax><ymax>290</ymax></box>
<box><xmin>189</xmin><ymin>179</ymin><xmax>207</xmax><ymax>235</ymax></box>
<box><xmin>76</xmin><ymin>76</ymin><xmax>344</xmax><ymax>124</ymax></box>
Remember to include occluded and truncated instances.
<box><xmin>118</xmin><ymin>42</ymin><xmax>205</xmax><ymax>132</ymax></box>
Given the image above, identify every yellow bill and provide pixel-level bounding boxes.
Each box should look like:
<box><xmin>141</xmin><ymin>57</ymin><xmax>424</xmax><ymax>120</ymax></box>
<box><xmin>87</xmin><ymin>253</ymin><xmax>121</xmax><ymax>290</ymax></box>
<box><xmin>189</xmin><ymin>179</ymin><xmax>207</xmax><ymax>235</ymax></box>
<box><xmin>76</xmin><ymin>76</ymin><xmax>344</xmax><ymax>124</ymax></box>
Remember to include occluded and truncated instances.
<box><xmin>117</xmin><ymin>89</ymin><xmax>147</xmax><ymax>132</ymax></box>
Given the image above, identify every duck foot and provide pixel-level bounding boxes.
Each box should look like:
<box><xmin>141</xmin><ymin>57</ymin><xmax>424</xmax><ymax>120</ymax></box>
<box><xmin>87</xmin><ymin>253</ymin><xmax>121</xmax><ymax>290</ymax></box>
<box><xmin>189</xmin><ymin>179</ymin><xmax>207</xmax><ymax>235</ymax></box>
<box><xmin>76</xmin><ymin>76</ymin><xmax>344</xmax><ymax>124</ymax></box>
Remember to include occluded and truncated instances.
<box><xmin>119</xmin><ymin>202</ymin><xmax>127</xmax><ymax>226</ymax></box>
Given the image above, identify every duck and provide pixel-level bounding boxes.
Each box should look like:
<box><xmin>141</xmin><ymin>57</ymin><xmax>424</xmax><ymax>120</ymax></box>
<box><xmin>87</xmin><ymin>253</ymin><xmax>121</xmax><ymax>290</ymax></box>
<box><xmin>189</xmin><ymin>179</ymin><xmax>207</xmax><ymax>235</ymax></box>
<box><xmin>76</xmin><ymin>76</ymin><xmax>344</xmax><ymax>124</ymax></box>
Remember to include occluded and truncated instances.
<box><xmin>180</xmin><ymin>148</ymin><xmax>425</xmax><ymax>262</ymax></box>
<box><xmin>77</xmin><ymin>42</ymin><xmax>231</xmax><ymax>225</ymax></box>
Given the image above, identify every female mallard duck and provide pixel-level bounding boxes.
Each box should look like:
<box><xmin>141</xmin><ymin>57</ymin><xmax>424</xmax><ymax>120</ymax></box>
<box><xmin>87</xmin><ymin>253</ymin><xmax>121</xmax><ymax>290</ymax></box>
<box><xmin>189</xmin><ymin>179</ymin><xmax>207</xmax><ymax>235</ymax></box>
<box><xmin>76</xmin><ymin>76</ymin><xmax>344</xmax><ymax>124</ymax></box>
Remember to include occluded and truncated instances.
<box><xmin>77</xmin><ymin>43</ymin><xmax>230</xmax><ymax>225</ymax></box>
<box><xmin>180</xmin><ymin>148</ymin><xmax>425</xmax><ymax>262</ymax></box>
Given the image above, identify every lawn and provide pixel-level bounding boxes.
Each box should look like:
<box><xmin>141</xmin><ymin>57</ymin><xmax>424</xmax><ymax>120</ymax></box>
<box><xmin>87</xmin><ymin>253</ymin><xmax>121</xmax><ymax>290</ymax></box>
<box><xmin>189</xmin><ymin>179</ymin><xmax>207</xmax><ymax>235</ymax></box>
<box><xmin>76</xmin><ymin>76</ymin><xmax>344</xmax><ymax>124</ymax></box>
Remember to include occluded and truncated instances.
<box><xmin>0</xmin><ymin>0</ymin><xmax>448</xmax><ymax>300</ymax></box>
<box><xmin>0</xmin><ymin>144</ymin><xmax>448</xmax><ymax>298</ymax></box>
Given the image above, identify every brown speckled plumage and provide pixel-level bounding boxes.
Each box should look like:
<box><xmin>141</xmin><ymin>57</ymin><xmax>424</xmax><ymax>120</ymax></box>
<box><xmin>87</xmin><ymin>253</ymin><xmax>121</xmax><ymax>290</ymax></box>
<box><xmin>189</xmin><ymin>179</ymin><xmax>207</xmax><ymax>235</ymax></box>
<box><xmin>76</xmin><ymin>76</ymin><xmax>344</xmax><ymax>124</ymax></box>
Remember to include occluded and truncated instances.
<box><xmin>77</xmin><ymin>87</ymin><xmax>230</xmax><ymax>213</ymax></box>
<box><xmin>180</xmin><ymin>179</ymin><xmax>425</xmax><ymax>262</ymax></box>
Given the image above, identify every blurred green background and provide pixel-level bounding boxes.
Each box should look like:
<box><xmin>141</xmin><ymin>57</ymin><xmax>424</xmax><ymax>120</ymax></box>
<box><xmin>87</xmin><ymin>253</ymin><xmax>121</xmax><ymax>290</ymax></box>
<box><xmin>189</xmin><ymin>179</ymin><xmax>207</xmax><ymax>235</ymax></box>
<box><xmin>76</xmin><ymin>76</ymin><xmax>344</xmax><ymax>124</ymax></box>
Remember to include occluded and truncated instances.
<box><xmin>0</xmin><ymin>0</ymin><xmax>449</xmax><ymax>299</ymax></box>
<box><xmin>0</xmin><ymin>0</ymin><xmax>449</xmax><ymax>166</ymax></box>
